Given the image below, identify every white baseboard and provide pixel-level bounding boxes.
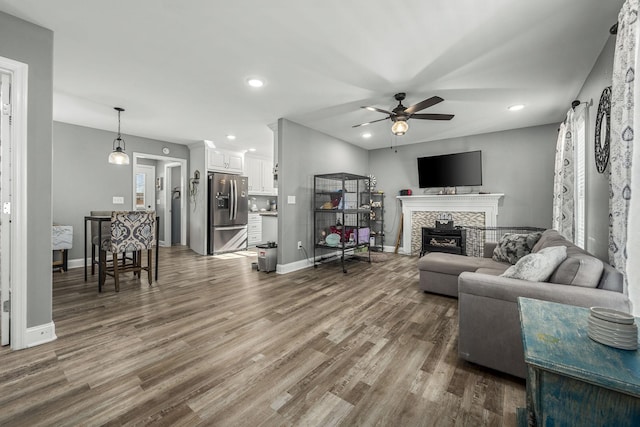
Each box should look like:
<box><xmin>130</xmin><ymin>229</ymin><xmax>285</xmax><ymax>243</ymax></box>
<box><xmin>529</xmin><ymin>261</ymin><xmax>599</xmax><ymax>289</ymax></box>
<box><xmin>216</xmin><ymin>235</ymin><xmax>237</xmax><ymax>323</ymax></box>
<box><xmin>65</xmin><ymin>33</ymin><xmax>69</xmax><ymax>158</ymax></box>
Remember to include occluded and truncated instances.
<box><xmin>276</xmin><ymin>258</ymin><xmax>314</xmax><ymax>274</ymax></box>
<box><xmin>26</xmin><ymin>322</ymin><xmax>57</xmax><ymax>347</ymax></box>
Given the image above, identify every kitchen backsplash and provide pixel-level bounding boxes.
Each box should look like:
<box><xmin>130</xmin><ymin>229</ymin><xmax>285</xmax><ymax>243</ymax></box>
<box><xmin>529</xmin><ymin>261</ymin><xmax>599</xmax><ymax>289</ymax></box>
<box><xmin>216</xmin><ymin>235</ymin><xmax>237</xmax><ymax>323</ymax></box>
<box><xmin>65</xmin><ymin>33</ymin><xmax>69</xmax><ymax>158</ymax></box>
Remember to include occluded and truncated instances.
<box><xmin>248</xmin><ymin>195</ymin><xmax>277</xmax><ymax>212</ymax></box>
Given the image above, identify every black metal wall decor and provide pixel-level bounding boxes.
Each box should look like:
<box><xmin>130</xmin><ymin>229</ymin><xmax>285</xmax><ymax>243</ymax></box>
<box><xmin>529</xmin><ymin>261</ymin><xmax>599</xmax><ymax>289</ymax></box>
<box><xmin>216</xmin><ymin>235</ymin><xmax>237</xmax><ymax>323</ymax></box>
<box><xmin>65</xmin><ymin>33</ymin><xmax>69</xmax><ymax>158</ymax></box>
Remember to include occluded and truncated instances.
<box><xmin>594</xmin><ymin>86</ymin><xmax>611</xmax><ymax>174</ymax></box>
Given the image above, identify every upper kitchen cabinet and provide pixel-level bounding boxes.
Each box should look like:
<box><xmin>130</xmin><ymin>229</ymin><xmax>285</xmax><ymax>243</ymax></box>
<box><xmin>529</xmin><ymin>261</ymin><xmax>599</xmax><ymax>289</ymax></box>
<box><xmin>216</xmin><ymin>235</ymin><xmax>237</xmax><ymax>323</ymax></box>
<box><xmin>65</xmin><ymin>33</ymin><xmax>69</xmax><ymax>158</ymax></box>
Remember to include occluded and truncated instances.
<box><xmin>246</xmin><ymin>155</ymin><xmax>276</xmax><ymax>196</ymax></box>
<box><xmin>207</xmin><ymin>148</ymin><xmax>244</xmax><ymax>174</ymax></box>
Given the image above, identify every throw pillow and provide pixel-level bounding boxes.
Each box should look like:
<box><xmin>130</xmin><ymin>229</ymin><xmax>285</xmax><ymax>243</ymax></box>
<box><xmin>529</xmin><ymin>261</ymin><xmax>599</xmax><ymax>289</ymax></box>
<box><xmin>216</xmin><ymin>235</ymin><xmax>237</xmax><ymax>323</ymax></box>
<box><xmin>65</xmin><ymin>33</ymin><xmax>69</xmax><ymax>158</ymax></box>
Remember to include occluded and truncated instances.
<box><xmin>500</xmin><ymin>246</ymin><xmax>568</xmax><ymax>282</ymax></box>
<box><xmin>492</xmin><ymin>231</ymin><xmax>543</xmax><ymax>265</ymax></box>
<box><xmin>549</xmin><ymin>254</ymin><xmax>604</xmax><ymax>288</ymax></box>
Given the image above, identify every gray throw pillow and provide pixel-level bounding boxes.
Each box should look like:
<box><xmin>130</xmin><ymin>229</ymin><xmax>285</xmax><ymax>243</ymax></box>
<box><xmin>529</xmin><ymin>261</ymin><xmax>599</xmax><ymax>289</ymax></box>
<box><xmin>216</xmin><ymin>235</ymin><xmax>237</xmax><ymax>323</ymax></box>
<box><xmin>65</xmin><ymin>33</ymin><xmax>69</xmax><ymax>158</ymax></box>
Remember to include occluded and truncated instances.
<box><xmin>500</xmin><ymin>246</ymin><xmax>568</xmax><ymax>282</ymax></box>
<box><xmin>492</xmin><ymin>231</ymin><xmax>543</xmax><ymax>265</ymax></box>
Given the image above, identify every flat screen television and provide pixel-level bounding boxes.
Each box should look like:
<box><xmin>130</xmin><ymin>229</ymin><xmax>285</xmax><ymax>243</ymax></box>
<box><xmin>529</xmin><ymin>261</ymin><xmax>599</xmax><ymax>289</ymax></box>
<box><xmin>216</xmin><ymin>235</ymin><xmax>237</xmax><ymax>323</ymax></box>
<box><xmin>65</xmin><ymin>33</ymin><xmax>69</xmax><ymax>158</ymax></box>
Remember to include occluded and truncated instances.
<box><xmin>417</xmin><ymin>150</ymin><xmax>482</xmax><ymax>188</ymax></box>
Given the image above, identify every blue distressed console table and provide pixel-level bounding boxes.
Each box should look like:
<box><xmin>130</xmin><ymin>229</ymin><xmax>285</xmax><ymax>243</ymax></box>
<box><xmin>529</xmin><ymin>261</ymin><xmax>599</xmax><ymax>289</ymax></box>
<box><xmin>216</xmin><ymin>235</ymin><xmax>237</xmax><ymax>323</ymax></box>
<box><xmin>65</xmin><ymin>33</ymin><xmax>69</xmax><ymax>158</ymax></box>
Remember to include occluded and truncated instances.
<box><xmin>517</xmin><ymin>297</ymin><xmax>640</xmax><ymax>427</ymax></box>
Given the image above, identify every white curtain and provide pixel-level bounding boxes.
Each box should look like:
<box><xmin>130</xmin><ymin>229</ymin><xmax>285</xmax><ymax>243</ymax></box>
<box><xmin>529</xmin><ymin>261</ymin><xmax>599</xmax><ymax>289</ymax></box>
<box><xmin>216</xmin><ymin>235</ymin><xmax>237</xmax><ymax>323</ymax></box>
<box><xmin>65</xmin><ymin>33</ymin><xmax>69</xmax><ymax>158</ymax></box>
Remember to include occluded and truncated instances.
<box><xmin>552</xmin><ymin>109</ymin><xmax>575</xmax><ymax>241</ymax></box>
<box><xmin>611</xmin><ymin>0</ymin><xmax>639</xmax><ymax>303</ymax></box>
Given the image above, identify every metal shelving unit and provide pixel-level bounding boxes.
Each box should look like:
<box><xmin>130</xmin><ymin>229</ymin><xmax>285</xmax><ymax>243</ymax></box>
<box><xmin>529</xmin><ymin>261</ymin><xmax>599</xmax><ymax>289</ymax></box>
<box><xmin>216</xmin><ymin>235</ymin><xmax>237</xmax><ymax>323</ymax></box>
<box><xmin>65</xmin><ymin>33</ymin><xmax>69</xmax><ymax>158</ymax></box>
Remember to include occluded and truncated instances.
<box><xmin>313</xmin><ymin>172</ymin><xmax>371</xmax><ymax>273</ymax></box>
<box><xmin>369</xmin><ymin>191</ymin><xmax>384</xmax><ymax>252</ymax></box>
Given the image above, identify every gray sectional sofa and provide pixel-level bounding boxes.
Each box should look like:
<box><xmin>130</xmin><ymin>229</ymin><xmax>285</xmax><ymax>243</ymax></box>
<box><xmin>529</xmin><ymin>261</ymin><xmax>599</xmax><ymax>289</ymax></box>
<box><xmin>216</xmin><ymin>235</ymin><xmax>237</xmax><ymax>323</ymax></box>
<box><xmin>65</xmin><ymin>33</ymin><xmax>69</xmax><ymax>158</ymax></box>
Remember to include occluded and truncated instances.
<box><xmin>417</xmin><ymin>229</ymin><xmax>631</xmax><ymax>378</ymax></box>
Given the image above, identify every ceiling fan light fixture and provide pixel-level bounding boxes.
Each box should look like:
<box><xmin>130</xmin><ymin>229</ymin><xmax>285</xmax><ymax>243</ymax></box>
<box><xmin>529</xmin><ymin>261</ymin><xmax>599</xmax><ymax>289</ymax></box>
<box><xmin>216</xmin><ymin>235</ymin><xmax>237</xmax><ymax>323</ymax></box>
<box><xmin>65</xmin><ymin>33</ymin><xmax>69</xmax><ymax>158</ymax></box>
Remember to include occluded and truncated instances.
<box><xmin>108</xmin><ymin>107</ymin><xmax>130</xmax><ymax>165</ymax></box>
<box><xmin>391</xmin><ymin>120</ymin><xmax>409</xmax><ymax>136</ymax></box>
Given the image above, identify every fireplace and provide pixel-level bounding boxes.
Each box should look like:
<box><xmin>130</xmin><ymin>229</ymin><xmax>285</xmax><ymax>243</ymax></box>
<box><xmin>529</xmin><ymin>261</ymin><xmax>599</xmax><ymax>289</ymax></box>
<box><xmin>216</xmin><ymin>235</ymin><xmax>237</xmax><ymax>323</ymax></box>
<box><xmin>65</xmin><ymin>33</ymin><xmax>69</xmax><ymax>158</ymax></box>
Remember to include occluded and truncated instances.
<box><xmin>397</xmin><ymin>194</ymin><xmax>504</xmax><ymax>255</ymax></box>
<box><xmin>421</xmin><ymin>227</ymin><xmax>467</xmax><ymax>256</ymax></box>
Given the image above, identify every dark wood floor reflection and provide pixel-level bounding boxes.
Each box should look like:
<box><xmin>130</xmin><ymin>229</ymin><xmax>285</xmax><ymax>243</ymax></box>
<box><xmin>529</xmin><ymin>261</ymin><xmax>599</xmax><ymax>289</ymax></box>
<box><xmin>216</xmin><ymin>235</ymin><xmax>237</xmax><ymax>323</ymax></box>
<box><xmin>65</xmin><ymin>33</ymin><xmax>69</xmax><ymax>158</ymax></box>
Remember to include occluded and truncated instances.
<box><xmin>0</xmin><ymin>246</ymin><xmax>524</xmax><ymax>426</ymax></box>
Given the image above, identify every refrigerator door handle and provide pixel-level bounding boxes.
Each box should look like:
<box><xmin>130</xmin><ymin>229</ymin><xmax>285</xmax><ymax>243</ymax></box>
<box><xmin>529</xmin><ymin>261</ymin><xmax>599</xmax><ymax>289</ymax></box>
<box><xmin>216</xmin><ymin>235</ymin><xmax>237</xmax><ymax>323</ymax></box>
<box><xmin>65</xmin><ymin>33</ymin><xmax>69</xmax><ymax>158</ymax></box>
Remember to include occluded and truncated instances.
<box><xmin>233</xmin><ymin>179</ymin><xmax>238</xmax><ymax>220</ymax></box>
<box><xmin>233</xmin><ymin>179</ymin><xmax>237</xmax><ymax>220</ymax></box>
<box><xmin>228</xmin><ymin>179</ymin><xmax>232</xmax><ymax>221</ymax></box>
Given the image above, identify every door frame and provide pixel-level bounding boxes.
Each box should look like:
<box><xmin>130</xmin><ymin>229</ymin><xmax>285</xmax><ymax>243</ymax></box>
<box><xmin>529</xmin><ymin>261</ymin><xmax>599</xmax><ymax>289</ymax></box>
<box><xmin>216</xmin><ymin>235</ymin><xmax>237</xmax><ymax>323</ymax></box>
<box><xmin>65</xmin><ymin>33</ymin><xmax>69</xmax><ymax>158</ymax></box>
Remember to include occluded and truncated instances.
<box><xmin>132</xmin><ymin>152</ymin><xmax>187</xmax><ymax>247</ymax></box>
<box><xmin>164</xmin><ymin>162</ymin><xmax>182</xmax><ymax>245</ymax></box>
<box><xmin>0</xmin><ymin>56</ymin><xmax>28</xmax><ymax>349</ymax></box>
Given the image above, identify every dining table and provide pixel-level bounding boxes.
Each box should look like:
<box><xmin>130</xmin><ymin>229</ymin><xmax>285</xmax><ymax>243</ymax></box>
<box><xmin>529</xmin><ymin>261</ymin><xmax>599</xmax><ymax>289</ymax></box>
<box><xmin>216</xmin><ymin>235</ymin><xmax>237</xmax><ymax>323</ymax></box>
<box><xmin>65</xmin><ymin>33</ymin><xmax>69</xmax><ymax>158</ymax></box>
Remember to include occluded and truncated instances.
<box><xmin>84</xmin><ymin>215</ymin><xmax>160</xmax><ymax>292</ymax></box>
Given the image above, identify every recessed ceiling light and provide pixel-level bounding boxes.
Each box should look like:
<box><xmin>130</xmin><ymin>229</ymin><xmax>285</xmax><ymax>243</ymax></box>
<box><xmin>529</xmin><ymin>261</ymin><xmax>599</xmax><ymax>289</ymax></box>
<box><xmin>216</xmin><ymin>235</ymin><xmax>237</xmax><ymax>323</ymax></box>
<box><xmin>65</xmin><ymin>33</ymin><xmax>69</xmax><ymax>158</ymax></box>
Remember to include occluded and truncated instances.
<box><xmin>226</xmin><ymin>134</ymin><xmax>236</xmax><ymax>140</ymax></box>
<box><xmin>362</xmin><ymin>132</ymin><xmax>372</xmax><ymax>139</ymax></box>
<box><xmin>246</xmin><ymin>78</ymin><xmax>264</xmax><ymax>88</ymax></box>
<box><xmin>248</xmin><ymin>148</ymin><xmax>257</xmax><ymax>152</ymax></box>
<box><xmin>507</xmin><ymin>104</ymin><xmax>525</xmax><ymax>111</ymax></box>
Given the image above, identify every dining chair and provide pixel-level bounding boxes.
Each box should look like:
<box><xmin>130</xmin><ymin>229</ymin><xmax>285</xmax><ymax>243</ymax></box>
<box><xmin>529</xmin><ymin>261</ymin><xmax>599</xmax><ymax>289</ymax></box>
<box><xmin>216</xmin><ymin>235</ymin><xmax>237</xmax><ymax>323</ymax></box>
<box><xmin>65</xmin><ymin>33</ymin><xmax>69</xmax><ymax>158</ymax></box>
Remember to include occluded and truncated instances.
<box><xmin>90</xmin><ymin>210</ymin><xmax>112</xmax><ymax>275</ymax></box>
<box><xmin>99</xmin><ymin>211</ymin><xmax>156</xmax><ymax>292</ymax></box>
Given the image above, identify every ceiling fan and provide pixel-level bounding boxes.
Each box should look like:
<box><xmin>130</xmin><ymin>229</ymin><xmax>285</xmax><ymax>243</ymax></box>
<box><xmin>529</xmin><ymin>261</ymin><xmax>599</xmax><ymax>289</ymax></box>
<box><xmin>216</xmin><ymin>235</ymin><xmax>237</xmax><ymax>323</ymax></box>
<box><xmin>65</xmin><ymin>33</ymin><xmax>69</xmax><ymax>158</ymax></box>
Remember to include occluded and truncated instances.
<box><xmin>353</xmin><ymin>93</ymin><xmax>454</xmax><ymax>135</ymax></box>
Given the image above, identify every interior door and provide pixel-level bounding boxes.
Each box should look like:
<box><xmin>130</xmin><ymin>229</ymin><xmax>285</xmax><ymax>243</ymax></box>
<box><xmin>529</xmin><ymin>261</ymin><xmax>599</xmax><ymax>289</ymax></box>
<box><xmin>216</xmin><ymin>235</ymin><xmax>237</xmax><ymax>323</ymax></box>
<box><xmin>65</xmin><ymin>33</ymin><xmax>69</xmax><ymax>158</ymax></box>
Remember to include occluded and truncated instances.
<box><xmin>0</xmin><ymin>71</ymin><xmax>12</xmax><ymax>346</ymax></box>
<box><xmin>134</xmin><ymin>164</ymin><xmax>156</xmax><ymax>212</ymax></box>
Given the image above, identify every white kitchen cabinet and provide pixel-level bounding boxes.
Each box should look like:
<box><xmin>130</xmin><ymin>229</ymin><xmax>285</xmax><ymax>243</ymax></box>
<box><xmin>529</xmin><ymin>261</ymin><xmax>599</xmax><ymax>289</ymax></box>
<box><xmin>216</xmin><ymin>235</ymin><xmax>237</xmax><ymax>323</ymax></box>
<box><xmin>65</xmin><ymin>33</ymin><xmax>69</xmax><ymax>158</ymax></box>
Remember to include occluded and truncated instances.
<box><xmin>245</xmin><ymin>155</ymin><xmax>276</xmax><ymax>195</ymax></box>
<box><xmin>207</xmin><ymin>148</ymin><xmax>244</xmax><ymax>174</ymax></box>
<box><xmin>248</xmin><ymin>213</ymin><xmax>263</xmax><ymax>246</ymax></box>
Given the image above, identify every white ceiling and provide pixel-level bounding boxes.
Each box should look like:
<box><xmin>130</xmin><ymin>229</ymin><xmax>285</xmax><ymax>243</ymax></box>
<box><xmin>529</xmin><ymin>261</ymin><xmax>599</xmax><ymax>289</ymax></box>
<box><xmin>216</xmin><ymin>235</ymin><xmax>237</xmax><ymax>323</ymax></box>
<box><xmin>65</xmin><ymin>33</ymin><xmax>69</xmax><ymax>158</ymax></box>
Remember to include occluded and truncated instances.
<box><xmin>0</xmin><ymin>0</ymin><xmax>621</xmax><ymax>157</ymax></box>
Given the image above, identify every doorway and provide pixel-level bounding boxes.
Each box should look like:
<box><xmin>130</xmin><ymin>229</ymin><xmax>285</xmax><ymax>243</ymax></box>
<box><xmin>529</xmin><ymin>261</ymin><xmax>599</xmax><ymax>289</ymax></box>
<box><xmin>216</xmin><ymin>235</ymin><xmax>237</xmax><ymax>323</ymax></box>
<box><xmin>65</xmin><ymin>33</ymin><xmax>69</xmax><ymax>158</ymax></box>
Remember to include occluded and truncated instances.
<box><xmin>0</xmin><ymin>55</ymin><xmax>28</xmax><ymax>350</ymax></box>
<box><xmin>165</xmin><ymin>162</ymin><xmax>183</xmax><ymax>245</ymax></box>
<box><xmin>134</xmin><ymin>163</ymin><xmax>156</xmax><ymax>212</ymax></box>
<box><xmin>132</xmin><ymin>153</ymin><xmax>187</xmax><ymax>247</ymax></box>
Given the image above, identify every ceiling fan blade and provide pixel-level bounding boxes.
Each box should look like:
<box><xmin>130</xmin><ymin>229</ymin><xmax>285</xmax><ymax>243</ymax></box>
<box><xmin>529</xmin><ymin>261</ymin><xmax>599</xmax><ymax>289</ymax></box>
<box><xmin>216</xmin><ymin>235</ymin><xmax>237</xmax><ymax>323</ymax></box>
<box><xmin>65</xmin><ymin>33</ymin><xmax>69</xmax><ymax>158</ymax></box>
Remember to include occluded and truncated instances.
<box><xmin>410</xmin><ymin>113</ymin><xmax>454</xmax><ymax>121</ymax></box>
<box><xmin>404</xmin><ymin>96</ymin><xmax>444</xmax><ymax>114</ymax></box>
<box><xmin>352</xmin><ymin>117</ymin><xmax>389</xmax><ymax>128</ymax></box>
<box><xmin>360</xmin><ymin>106</ymin><xmax>394</xmax><ymax>116</ymax></box>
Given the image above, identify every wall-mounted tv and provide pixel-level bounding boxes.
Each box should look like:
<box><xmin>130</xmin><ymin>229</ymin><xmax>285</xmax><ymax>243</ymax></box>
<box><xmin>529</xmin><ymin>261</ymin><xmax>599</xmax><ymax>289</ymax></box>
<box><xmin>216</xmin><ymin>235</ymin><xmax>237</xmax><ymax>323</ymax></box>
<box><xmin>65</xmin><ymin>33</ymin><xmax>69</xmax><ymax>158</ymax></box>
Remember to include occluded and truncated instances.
<box><xmin>417</xmin><ymin>150</ymin><xmax>482</xmax><ymax>188</ymax></box>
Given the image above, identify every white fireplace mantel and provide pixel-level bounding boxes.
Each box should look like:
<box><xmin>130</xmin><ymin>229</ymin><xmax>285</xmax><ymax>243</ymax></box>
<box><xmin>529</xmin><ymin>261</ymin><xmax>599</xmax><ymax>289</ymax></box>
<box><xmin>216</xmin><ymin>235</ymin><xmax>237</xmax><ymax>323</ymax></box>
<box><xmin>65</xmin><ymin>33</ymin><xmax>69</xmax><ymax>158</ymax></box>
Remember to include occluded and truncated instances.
<box><xmin>397</xmin><ymin>194</ymin><xmax>504</xmax><ymax>255</ymax></box>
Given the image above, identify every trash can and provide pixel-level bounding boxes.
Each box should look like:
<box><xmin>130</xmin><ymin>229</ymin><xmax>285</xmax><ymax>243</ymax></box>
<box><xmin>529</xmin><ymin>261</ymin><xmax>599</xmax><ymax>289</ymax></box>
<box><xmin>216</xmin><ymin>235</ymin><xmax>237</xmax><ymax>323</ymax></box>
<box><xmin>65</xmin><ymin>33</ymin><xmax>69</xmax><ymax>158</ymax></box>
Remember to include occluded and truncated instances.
<box><xmin>256</xmin><ymin>242</ymin><xmax>277</xmax><ymax>273</ymax></box>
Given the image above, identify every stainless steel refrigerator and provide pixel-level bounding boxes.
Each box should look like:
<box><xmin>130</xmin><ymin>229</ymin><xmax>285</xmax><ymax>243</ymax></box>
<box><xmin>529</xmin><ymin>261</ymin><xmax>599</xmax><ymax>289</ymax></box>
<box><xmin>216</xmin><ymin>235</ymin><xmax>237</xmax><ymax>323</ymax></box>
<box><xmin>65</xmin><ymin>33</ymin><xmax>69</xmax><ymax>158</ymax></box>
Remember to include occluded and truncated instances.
<box><xmin>207</xmin><ymin>173</ymin><xmax>249</xmax><ymax>255</ymax></box>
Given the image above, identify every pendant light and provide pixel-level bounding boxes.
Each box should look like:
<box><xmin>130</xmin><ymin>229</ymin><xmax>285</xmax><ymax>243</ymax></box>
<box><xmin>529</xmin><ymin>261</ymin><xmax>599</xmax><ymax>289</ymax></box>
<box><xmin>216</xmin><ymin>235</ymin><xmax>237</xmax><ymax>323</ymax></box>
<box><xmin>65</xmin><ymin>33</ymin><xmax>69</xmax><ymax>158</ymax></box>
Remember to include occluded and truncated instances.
<box><xmin>108</xmin><ymin>107</ymin><xmax>130</xmax><ymax>165</ymax></box>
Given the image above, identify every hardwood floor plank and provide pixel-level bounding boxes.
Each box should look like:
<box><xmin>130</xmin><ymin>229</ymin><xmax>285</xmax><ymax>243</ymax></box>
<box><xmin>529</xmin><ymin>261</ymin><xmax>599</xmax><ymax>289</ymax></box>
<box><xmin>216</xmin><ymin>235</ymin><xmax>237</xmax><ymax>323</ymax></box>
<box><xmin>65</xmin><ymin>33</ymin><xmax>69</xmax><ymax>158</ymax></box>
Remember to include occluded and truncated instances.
<box><xmin>0</xmin><ymin>246</ymin><xmax>525</xmax><ymax>425</ymax></box>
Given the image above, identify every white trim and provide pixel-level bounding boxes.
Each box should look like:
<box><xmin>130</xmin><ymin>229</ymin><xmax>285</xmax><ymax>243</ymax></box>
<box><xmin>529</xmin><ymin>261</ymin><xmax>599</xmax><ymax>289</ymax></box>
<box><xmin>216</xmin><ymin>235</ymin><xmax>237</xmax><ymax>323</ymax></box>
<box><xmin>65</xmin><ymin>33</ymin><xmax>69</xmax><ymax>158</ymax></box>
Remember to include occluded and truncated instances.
<box><xmin>276</xmin><ymin>258</ymin><xmax>313</xmax><ymax>274</ymax></box>
<box><xmin>0</xmin><ymin>56</ymin><xmax>29</xmax><ymax>350</ymax></box>
<box><xmin>397</xmin><ymin>194</ymin><xmax>504</xmax><ymax>256</ymax></box>
<box><xmin>26</xmin><ymin>322</ymin><xmax>57</xmax><ymax>347</ymax></box>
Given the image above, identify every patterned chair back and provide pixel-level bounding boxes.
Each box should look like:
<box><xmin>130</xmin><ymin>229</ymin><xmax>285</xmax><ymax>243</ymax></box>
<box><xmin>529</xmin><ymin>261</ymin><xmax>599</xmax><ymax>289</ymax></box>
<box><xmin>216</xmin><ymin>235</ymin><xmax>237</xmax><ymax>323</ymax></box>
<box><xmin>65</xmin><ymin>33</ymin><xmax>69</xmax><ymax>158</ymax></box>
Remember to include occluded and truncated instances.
<box><xmin>109</xmin><ymin>211</ymin><xmax>156</xmax><ymax>253</ymax></box>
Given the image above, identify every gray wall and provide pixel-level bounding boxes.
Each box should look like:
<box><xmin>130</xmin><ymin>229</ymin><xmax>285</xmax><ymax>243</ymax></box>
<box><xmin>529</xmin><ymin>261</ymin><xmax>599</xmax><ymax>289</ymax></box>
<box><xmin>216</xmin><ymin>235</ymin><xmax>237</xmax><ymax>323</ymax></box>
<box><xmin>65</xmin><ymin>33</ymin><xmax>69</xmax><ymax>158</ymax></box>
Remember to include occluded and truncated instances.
<box><xmin>52</xmin><ymin>121</ymin><xmax>189</xmax><ymax>260</ymax></box>
<box><xmin>370</xmin><ymin>124</ymin><xmax>558</xmax><ymax>249</ymax></box>
<box><xmin>575</xmin><ymin>35</ymin><xmax>615</xmax><ymax>260</ymax></box>
<box><xmin>277</xmin><ymin>119</ymin><xmax>369</xmax><ymax>265</ymax></box>
<box><xmin>0</xmin><ymin>12</ymin><xmax>53</xmax><ymax>328</ymax></box>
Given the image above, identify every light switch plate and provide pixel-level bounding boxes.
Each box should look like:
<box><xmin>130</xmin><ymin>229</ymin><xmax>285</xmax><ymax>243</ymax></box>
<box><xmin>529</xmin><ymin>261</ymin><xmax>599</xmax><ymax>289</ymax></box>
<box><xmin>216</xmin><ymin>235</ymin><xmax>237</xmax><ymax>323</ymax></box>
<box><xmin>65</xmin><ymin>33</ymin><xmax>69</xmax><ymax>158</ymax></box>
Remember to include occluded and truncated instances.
<box><xmin>113</xmin><ymin>196</ymin><xmax>124</xmax><ymax>204</ymax></box>
<box><xmin>287</xmin><ymin>195</ymin><xmax>296</xmax><ymax>204</ymax></box>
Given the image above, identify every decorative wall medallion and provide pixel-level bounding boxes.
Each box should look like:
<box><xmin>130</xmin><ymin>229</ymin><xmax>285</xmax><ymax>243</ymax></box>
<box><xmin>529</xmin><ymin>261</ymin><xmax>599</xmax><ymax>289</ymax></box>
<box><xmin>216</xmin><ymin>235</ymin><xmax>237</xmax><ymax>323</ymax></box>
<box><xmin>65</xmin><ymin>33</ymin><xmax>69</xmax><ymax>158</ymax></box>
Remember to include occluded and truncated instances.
<box><xmin>367</xmin><ymin>174</ymin><xmax>376</xmax><ymax>190</ymax></box>
<box><xmin>594</xmin><ymin>86</ymin><xmax>611</xmax><ymax>174</ymax></box>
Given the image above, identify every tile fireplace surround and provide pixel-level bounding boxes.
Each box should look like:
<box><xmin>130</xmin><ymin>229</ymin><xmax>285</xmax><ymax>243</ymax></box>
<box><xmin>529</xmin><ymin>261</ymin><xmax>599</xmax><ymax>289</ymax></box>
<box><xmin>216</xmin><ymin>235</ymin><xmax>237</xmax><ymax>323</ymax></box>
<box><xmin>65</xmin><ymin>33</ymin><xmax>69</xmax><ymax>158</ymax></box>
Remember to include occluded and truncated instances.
<box><xmin>397</xmin><ymin>194</ymin><xmax>504</xmax><ymax>255</ymax></box>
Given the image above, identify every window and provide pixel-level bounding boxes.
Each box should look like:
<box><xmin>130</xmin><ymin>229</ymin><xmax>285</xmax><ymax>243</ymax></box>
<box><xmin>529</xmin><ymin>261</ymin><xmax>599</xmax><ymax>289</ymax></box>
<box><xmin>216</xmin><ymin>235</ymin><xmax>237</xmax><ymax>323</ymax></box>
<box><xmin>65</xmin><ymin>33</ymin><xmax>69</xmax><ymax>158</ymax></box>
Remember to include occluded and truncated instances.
<box><xmin>135</xmin><ymin>173</ymin><xmax>145</xmax><ymax>209</ymax></box>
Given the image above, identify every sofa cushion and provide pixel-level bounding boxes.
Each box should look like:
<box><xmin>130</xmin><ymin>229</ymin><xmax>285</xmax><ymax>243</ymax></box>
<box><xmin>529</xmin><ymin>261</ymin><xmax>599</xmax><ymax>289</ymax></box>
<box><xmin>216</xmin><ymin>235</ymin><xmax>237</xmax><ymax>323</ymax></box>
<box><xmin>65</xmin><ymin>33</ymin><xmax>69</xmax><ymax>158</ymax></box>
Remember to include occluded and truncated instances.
<box><xmin>501</xmin><ymin>246</ymin><xmax>568</xmax><ymax>282</ymax></box>
<box><xmin>532</xmin><ymin>229</ymin><xmax>572</xmax><ymax>253</ymax></box>
<box><xmin>418</xmin><ymin>252</ymin><xmax>484</xmax><ymax>276</ymax></box>
<box><xmin>492</xmin><ymin>231</ymin><xmax>543</xmax><ymax>265</ymax></box>
<box><xmin>549</xmin><ymin>253</ymin><xmax>604</xmax><ymax>288</ymax></box>
<box><xmin>475</xmin><ymin>267</ymin><xmax>508</xmax><ymax>276</ymax></box>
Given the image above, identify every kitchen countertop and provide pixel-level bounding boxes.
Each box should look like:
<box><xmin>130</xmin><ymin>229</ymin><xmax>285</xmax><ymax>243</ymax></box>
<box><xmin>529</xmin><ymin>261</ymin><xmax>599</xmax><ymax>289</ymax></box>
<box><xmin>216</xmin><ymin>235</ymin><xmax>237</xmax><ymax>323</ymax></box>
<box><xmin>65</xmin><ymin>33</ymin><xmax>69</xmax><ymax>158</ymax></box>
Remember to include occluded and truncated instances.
<box><xmin>259</xmin><ymin>211</ymin><xmax>277</xmax><ymax>217</ymax></box>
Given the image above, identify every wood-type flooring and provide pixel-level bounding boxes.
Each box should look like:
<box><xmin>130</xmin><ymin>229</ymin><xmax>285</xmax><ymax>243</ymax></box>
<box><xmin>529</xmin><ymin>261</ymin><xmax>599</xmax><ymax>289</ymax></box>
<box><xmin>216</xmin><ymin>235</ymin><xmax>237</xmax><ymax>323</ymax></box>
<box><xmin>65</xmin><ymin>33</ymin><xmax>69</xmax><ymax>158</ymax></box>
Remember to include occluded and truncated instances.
<box><xmin>0</xmin><ymin>246</ymin><xmax>524</xmax><ymax>426</ymax></box>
